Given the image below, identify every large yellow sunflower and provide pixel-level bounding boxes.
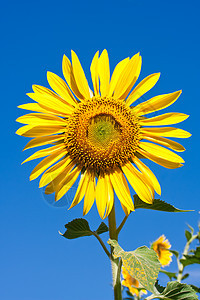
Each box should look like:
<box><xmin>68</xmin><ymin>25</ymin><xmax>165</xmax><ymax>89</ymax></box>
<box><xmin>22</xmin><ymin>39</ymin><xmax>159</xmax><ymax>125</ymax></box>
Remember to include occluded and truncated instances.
<box><xmin>16</xmin><ymin>50</ymin><xmax>190</xmax><ymax>219</ymax></box>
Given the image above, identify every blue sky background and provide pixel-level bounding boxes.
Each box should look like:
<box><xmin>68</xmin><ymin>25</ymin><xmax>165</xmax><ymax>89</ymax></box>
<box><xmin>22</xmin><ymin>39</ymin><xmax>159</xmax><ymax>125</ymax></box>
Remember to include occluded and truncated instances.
<box><xmin>1</xmin><ymin>0</ymin><xmax>200</xmax><ymax>299</ymax></box>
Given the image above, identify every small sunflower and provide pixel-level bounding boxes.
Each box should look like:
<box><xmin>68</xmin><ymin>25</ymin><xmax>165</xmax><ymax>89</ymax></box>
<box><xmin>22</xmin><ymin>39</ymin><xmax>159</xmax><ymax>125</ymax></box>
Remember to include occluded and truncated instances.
<box><xmin>122</xmin><ymin>266</ymin><xmax>147</xmax><ymax>296</ymax></box>
<box><xmin>16</xmin><ymin>50</ymin><xmax>190</xmax><ymax>219</ymax></box>
<box><xmin>152</xmin><ymin>235</ymin><xmax>172</xmax><ymax>267</ymax></box>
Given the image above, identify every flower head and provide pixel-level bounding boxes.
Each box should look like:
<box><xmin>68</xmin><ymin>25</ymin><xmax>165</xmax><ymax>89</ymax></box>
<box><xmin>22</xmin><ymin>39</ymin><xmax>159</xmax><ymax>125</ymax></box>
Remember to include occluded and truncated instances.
<box><xmin>122</xmin><ymin>266</ymin><xmax>147</xmax><ymax>296</ymax></box>
<box><xmin>16</xmin><ymin>50</ymin><xmax>190</xmax><ymax>218</ymax></box>
<box><xmin>152</xmin><ymin>235</ymin><xmax>172</xmax><ymax>267</ymax></box>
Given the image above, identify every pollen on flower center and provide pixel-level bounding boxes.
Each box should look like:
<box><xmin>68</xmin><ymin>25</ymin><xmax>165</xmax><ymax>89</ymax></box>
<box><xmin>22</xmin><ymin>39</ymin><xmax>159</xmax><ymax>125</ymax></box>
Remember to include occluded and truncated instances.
<box><xmin>64</xmin><ymin>97</ymin><xmax>141</xmax><ymax>174</ymax></box>
<box><xmin>87</xmin><ymin>114</ymin><xmax>121</xmax><ymax>149</ymax></box>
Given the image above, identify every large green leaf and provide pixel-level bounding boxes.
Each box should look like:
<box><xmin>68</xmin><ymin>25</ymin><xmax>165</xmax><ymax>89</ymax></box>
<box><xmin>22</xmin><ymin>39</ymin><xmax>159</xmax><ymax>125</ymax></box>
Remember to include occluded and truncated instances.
<box><xmin>61</xmin><ymin>218</ymin><xmax>108</xmax><ymax>239</ymax></box>
<box><xmin>180</xmin><ymin>246</ymin><xmax>200</xmax><ymax>266</ymax></box>
<box><xmin>62</xmin><ymin>218</ymin><xmax>93</xmax><ymax>239</ymax></box>
<box><xmin>134</xmin><ymin>195</ymin><xmax>193</xmax><ymax>212</ymax></box>
<box><xmin>159</xmin><ymin>281</ymin><xmax>198</xmax><ymax>300</ymax></box>
<box><xmin>107</xmin><ymin>239</ymin><xmax>161</xmax><ymax>293</ymax></box>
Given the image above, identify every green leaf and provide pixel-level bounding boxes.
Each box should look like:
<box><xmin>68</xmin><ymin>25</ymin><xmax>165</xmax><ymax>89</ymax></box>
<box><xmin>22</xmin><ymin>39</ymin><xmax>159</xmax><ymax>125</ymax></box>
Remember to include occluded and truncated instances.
<box><xmin>62</xmin><ymin>218</ymin><xmax>93</xmax><ymax>239</ymax></box>
<box><xmin>181</xmin><ymin>273</ymin><xmax>189</xmax><ymax>280</ymax></box>
<box><xmin>187</xmin><ymin>224</ymin><xmax>194</xmax><ymax>235</ymax></box>
<box><xmin>95</xmin><ymin>222</ymin><xmax>108</xmax><ymax>235</ymax></box>
<box><xmin>134</xmin><ymin>195</ymin><xmax>193</xmax><ymax>212</ymax></box>
<box><xmin>190</xmin><ymin>285</ymin><xmax>200</xmax><ymax>293</ymax></box>
<box><xmin>61</xmin><ymin>218</ymin><xmax>108</xmax><ymax>239</ymax></box>
<box><xmin>160</xmin><ymin>281</ymin><xmax>198</xmax><ymax>300</ymax></box>
<box><xmin>126</xmin><ymin>290</ymin><xmax>134</xmax><ymax>297</ymax></box>
<box><xmin>185</xmin><ymin>230</ymin><xmax>192</xmax><ymax>241</ymax></box>
<box><xmin>160</xmin><ymin>270</ymin><xmax>177</xmax><ymax>280</ymax></box>
<box><xmin>155</xmin><ymin>281</ymin><xmax>165</xmax><ymax>293</ymax></box>
<box><xmin>107</xmin><ymin>239</ymin><xmax>161</xmax><ymax>293</ymax></box>
<box><xmin>180</xmin><ymin>246</ymin><xmax>200</xmax><ymax>266</ymax></box>
<box><xmin>170</xmin><ymin>250</ymin><xmax>179</xmax><ymax>258</ymax></box>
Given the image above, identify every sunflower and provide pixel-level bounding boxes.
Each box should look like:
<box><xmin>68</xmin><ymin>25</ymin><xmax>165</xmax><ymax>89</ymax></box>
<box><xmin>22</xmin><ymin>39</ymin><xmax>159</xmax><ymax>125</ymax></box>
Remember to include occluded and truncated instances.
<box><xmin>122</xmin><ymin>266</ymin><xmax>147</xmax><ymax>296</ymax></box>
<box><xmin>151</xmin><ymin>235</ymin><xmax>172</xmax><ymax>267</ymax></box>
<box><xmin>16</xmin><ymin>50</ymin><xmax>190</xmax><ymax>219</ymax></box>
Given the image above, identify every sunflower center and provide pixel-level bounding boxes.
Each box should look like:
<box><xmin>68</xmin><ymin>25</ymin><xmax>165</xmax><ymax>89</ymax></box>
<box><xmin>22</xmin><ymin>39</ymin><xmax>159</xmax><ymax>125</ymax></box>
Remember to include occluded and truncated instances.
<box><xmin>87</xmin><ymin>115</ymin><xmax>121</xmax><ymax>149</ymax></box>
<box><xmin>65</xmin><ymin>97</ymin><xmax>141</xmax><ymax>174</ymax></box>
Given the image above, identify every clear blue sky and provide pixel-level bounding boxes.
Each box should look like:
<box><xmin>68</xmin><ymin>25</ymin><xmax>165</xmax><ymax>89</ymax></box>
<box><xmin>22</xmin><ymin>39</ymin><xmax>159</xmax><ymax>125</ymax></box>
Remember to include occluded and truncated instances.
<box><xmin>1</xmin><ymin>0</ymin><xmax>200</xmax><ymax>299</ymax></box>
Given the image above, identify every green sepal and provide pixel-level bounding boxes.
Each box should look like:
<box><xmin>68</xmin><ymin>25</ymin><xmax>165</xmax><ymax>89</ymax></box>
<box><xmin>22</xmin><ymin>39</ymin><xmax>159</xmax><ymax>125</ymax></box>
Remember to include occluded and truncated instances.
<box><xmin>134</xmin><ymin>195</ymin><xmax>193</xmax><ymax>212</ymax></box>
<box><xmin>61</xmin><ymin>218</ymin><xmax>108</xmax><ymax>239</ymax></box>
<box><xmin>107</xmin><ymin>239</ymin><xmax>161</xmax><ymax>293</ymax></box>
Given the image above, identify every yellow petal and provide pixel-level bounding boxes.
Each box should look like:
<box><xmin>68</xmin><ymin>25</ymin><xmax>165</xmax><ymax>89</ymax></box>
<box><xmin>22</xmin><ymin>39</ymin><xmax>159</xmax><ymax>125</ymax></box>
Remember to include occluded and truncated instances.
<box><xmin>142</xmin><ymin>134</ymin><xmax>185</xmax><ymax>152</ymax></box>
<box><xmin>18</xmin><ymin>103</ymin><xmax>68</xmax><ymax>118</ymax></box>
<box><xmin>114</xmin><ymin>53</ymin><xmax>141</xmax><ymax>99</ymax></box>
<box><xmin>139</xmin><ymin>142</ymin><xmax>184</xmax><ymax>163</ymax></box>
<box><xmin>32</xmin><ymin>84</ymin><xmax>55</xmax><ymax>95</ymax></box>
<box><xmin>62</xmin><ymin>54</ymin><xmax>84</xmax><ymax>100</ymax></box>
<box><xmin>71</xmin><ymin>50</ymin><xmax>90</xmax><ymax>99</ymax></box>
<box><xmin>119</xmin><ymin>56</ymin><xmax>142</xmax><ymax>100</ymax></box>
<box><xmin>27</xmin><ymin>92</ymin><xmax>74</xmax><ymax>115</ymax></box>
<box><xmin>109</xmin><ymin>169</ymin><xmax>135</xmax><ymax>211</ymax></box>
<box><xmin>30</xmin><ymin>149</ymin><xmax>66</xmax><ymax>181</ymax></box>
<box><xmin>133</xmin><ymin>90</ymin><xmax>182</xmax><ymax>116</ymax></box>
<box><xmin>16</xmin><ymin>125</ymin><xmax>64</xmax><ymax>137</ymax></box>
<box><xmin>83</xmin><ymin>173</ymin><xmax>96</xmax><ymax>215</ymax></box>
<box><xmin>90</xmin><ymin>51</ymin><xmax>99</xmax><ymax>96</ymax></box>
<box><xmin>98</xmin><ymin>49</ymin><xmax>110</xmax><ymax>97</ymax></box>
<box><xmin>23</xmin><ymin>135</ymin><xmax>65</xmax><ymax>151</ymax></box>
<box><xmin>47</xmin><ymin>72</ymin><xmax>77</xmax><ymax>106</ymax></box>
<box><xmin>140</xmin><ymin>112</ymin><xmax>189</xmax><ymax>126</ymax></box>
<box><xmin>126</xmin><ymin>73</ymin><xmax>160</xmax><ymax>106</ymax></box>
<box><xmin>108</xmin><ymin>57</ymin><xmax>129</xmax><ymax>97</ymax></box>
<box><xmin>32</xmin><ymin>85</ymin><xmax>75</xmax><ymax>109</ymax></box>
<box><xmin>96</xmin><ymin>175</ymin><xmax>108</xmax><ymax>219</ymax></box>
<box><xmin>104</xmin><ymin>174</ymin><xmax>114</xmax><ymax>218</ymax></box>
<box><xmin>120</xmin><ymin>202</ymin><xmax>131</xmax><ymax>216</ymax></box>
<box><xmin>138</xmin><ymin>148</ymin><xmax>183</xmax><ymax>169</ymax></box>
<box><xmin>69</xmin><ymin>171</ymin><xmax>89</xmax><ymax>209</ymax></box>
<box><xmin>122</xmin><ymin>162</ymin><xmax>153</xmax><ymax>204</ymax></box>
<box><xmin>55</xmin><ymin>166</ymin><xmax>81</xmax><ymax>201</ymax></box>
<box><xmin>133</xmin><ymin>156</ymin><xmax>161</xmax><ymax>195</ymax></box>
<box><xmin>141</xmin><ymin>127</ymin><xmax>191</xmax><ymax>138</ymax></box>
<box><xmin>45</xmin><ymin>171</ymin><xmax>67</xmax><ymax>195</ymax></box>
<box><xmin>39</xmin><ymin>157</ymin><xmax>73</xmax><ymax>188</ymax></box>
<box><xmin>16</xmin><ymin>125</ymin><xmax>35</xmax><ymax>136</ymax></box>
<box><xmin>22</xmin><ymin>144</ymin><xmax>66</xmax><ymax>164</ymax></box>
<box><xmin>16</xmin><ymin>113</ymin><xmax>67</xmax><ymax>126</ymax></box>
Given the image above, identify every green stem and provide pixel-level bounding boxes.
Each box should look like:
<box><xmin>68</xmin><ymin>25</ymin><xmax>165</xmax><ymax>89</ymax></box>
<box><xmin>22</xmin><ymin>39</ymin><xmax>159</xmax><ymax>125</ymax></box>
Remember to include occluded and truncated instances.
<box><xmin>116</xmin><ymin>215</ymin><xmax>128</xmax><ymax>236</ymax></box>
<box><xmin>177</xmin><ymin>234</ymin><xmax>198</xmax><ymax>282</ymax></box>
<box><xmin>92</xmin><ymin>231</ymin><xmax>111</xmax><ymax>259</ymax></box>
<box><xmin>108</xmin><ymin>203</ymin><xmax>122</xmax><ymax>300</ymax></box>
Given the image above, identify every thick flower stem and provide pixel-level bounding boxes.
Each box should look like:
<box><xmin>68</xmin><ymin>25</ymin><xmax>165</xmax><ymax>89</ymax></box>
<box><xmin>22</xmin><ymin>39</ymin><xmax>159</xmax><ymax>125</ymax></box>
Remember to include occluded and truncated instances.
<box><xmin>108</xmin><ymin>204</ymin><xmax>122</xmax><ymax>300</ymax></box>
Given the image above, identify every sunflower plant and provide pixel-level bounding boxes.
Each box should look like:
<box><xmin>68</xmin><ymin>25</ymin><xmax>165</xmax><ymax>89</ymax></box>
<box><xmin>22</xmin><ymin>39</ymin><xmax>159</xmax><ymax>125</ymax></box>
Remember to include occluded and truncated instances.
<box><xmin>16</xmin><ymin>50</ymin><xmax>198</xmax><ymax>299</ymax></box>
<box><xmin>122</xmin><ymin>225</ymin><xmax>200</xmax><ymax>300</ymax></box>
